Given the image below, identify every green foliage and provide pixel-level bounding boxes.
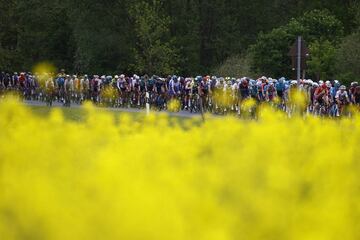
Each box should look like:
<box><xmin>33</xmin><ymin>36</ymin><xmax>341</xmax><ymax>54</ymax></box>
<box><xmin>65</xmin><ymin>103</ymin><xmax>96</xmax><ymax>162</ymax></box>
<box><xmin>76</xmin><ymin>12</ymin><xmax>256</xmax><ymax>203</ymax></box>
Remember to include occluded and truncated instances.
<box><xmin>297</xmin><ymin>10</ymin><xmax>344</xmax><ymax>43</ymax></box>
<box><xmin>14</xmin><ymin>0</ymin><xmax>75</xmax><ymax>71</ymax></box>
<box><xmin>1</xmin><ymin>0</ymin><xmax>359</xmax><ymax>76</ymax></box>
<box><xmin>0</xmin><ymin>0</ymin><xmax>19</xmax><ymax>71</ymax></box>
<box><xmin>250</xmin><ymin>9</ymin><xmax>344</xmax><ymax>78</ymax></box>
<box><xmin>67</xmin><ymin>0</ymin><xmax>132</xmax><ymax>74</ymax></box>
<box><xmin>129</xmin><ymin>0</ymin><xmax>178</xmax><ymax>75</ymax></box>
<box><xmin>250</xmin><ymin>27</ymin><xmax>295</xmax><ymax>78</ymax></box>
<box><xmin>212</xmin><ymin>54</ymin><xmax>255</xmax><ymax>78</ymax></box>
<box><xmin>307</xmin><ymin>40</ymin><xmax>337</xmax><ymax>80</ymax></box>
<box><xmin>335</xmin><ymin>32</ymin><xmax>360</xmax><ymax>84</ymax></box>
<box><xmin>354</xmin><ymin>2</ymin><xmax>360</xmax><ymax>29</ymax></box>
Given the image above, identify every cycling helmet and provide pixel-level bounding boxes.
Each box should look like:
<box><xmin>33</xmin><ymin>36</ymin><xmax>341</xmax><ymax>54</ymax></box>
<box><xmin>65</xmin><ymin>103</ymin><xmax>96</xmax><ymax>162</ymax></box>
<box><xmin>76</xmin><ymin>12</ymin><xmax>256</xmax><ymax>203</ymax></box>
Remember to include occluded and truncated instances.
<box><xmin>340</xmin><ymin>85</ymin><xmax>346</xmax><ymax>90</ymax></box>
<box><xmin>133</xmin><ymin>74</ymin><xmax>140</xmax><ymax>80</ymax></box>
<box><xmin>326</xmin><ymin>81</ymin><xmax>331</xmax><ymax>88</ymax></box>
<box><xmin>195</xmin><ymin>76</ymin><xmax>202</xmax><ymax>83</ymax></box>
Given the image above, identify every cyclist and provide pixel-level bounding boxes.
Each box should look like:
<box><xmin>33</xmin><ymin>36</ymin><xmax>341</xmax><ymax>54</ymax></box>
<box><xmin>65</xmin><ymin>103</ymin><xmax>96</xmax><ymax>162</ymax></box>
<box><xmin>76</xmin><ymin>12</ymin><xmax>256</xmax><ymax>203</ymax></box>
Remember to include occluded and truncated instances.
<box><xmin>64</xmin><ymin>75</ymin><xmax>72</xmax><ymax>106</ymax></box>
<box><xmin>335</xmin><ymin>85</ymin><xmax>350</xmax><ymax>117</ymax></box>
<box><xmin>314</xmin><ymin>83</ymin><xmax>329</xmax><ymax>107</ymax></box>
<box><xmin>45</xmin><ymin>76</ymin><xmax>55</xmax><ymax>106</ymax></box>
<box><xmin>276</xmin><ymin>77</ymin><xmax>286</xmax><ymax>103</ymax></box>
<box><xmin>168</xmin><ymin>75</ymin><xmax>181</xmax><ymax>99</ymax></box>
<box><xmin>198</xmin><ymin>76</ymin><xmax>210</xmax><ymax>111</ymax></box>
<box><xmin>352</xmin><ymin>86</ymin><xmax>360</xmax><ymax>107</ymax></box>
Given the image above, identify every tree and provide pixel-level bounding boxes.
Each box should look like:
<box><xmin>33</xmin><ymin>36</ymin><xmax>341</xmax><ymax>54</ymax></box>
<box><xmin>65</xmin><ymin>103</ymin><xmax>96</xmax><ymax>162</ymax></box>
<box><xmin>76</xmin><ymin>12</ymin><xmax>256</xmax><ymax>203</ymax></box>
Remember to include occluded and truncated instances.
<box><xmin>307</xmin><ymin>40</ymin><xmax>337</xmax><ymax>80</ymax></box>
<box><xmin>13</xmin><ymin>0</ymin><xmax>75</xmax><ymax>71</ymax></box>
<box><xmin>0</xmin><ymin>0</ymin><xmax>20</xmax><ymax>71</ymax></box>
<box><xmin>129</xmin><ymin>0</ymin><xmax>178</xmax><ymax>75</ymax></box>
<box><xmin>352</xmin><ymin>1</ymin><xmax>360</xmax><ymax>29</ymax></box>
<box><xmin>1</xmin><ymin>0</ymin><xmax>359</xmax><ymax>75</ymax></box>
<box><xmin>66</xmin><ymin>0</ymin><xmax>133</xmax><ymax>74</ymax></box>
<box><xmin>163</xmin><ymin>0</ymin><xmax>201</xmax><ymax>75</ymax></box>
<box><xmin>335</xmin><ymin>32</ymin><xmax>360</xmax><ymax>84</ymax></box>
<box><xmin>250</xmin><ymin>10</ymin><xmax>344</xmax><ymax>78</ymax></box>
<box><xmin>212</xmin><ymin>53</ymin><xmax>255</xmax><ymax>78</ymax></box>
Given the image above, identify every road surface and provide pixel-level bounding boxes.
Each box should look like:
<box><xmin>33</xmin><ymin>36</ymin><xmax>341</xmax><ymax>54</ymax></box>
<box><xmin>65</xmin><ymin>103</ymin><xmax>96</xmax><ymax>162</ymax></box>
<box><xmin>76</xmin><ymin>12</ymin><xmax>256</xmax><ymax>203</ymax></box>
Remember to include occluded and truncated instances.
<box><xmin>23</xmin><ymin>100</ymin><xmax>201</xmax><ymax>119</ymax></box>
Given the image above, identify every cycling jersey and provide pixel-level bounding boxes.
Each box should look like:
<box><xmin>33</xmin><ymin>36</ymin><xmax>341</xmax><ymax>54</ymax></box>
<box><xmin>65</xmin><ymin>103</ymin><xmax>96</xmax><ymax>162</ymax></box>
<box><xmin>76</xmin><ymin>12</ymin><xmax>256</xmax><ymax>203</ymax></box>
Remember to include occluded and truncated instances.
<box><xmin>156</xmin><ymin>80</ymin><xmax>166</xmax><ymax>93</ymax></box>
<box><xmin>354</xmin><ymin>92</ymin><xmax>360</xmax><ymax>104</ymax></box>
<box><xmin>117</xmin><ymin>78</ymin><xmax>126</xmax><ymax>91</ymax></box>
<box><xmin>169</xmin><ymin>79</ymin><xmax>180</xmax><ymax>95</ymax></box>
<box><xmin>239</xmin><ymin>82</ymin><xmax>249</xmax><ymax>99</ymax></box>
<box><xmin>336</xmin><ymin>90</ymin><xmax>349</xmax><ymax>103</ymax></box>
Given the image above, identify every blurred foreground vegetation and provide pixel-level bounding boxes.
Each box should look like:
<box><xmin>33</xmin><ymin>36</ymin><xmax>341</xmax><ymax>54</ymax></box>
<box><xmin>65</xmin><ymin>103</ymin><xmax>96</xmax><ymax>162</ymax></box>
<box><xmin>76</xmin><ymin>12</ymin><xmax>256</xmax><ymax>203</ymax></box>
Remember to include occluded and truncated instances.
<box><xmin>1</xmin><ymin>98</ymin><xmax>360</xmax><ymax>239</ymax></box>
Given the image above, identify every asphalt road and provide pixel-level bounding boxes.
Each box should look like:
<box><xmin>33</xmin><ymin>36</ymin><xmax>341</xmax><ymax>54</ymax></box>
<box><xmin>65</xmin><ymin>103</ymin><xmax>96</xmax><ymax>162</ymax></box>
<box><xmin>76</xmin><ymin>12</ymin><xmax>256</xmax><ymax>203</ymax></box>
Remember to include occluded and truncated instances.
<box><xmin>23</xmin><ymin>100</ymin><xmax>201</xmax><ymax>118</ymax></box>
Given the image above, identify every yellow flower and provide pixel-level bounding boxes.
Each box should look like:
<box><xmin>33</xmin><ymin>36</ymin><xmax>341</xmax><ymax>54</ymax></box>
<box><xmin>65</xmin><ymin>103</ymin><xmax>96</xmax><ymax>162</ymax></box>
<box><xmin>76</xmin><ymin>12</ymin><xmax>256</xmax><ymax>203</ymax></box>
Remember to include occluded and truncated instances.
<box><xmin>168</xmin><ymin>99</ymin><xmax>181</xmax><ymax>112</ymax></box>
<box><xmin>0</xmin><ymin>97</ymin><xmax>359</xmax><ymax>240</ymax></box>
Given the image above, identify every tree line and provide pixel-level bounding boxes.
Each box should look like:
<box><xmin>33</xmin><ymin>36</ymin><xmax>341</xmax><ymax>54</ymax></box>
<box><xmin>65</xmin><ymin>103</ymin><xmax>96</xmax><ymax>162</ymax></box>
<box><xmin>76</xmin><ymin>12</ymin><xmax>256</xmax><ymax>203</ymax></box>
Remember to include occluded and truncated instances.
<box><xmin>0</xmin><ymin>0</ymin><xmax>359</xmax><ymax>82</ymax></box>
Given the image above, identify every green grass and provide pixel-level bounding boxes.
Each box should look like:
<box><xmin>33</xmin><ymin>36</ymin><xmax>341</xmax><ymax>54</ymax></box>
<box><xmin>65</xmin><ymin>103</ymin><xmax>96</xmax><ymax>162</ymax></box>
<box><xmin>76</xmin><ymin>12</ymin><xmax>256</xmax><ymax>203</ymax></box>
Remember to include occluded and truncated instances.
<box><xmin>27</xmin><ymin>105</ymin><xmax>202</xmax><ymax>128</ymax></box>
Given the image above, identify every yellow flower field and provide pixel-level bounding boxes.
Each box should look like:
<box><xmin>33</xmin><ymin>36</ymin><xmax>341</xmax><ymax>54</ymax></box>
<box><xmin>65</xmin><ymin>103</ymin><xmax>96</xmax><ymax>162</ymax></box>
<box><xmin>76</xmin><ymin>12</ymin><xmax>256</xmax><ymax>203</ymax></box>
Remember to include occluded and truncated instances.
<box><xmin>0</xmin><ymin>98</ymin><xmax>359</xmax><ymax>240</ymax></box>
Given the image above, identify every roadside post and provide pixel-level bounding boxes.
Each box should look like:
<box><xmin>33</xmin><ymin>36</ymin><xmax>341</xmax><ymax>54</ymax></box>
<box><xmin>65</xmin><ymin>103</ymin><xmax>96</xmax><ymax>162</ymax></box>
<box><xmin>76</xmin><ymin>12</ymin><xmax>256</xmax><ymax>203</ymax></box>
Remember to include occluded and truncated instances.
<box><xmin>289</xmin><ymin>36</ymin><xmax>309</xmax><ymax>85</ymax></box>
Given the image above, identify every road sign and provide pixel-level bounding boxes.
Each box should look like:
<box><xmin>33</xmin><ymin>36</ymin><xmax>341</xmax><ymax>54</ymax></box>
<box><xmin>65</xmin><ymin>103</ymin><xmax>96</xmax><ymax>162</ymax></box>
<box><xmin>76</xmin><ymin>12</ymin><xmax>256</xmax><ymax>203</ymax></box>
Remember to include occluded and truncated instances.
<box><xmin>288</xmin><ymin>37</ymin><xmax>309</xmax><ymax>70</ymax></box>
<box><xmin>288</xmin><ymin>36</ymin><xmax>309</xmax><ymax>83</ymax></box>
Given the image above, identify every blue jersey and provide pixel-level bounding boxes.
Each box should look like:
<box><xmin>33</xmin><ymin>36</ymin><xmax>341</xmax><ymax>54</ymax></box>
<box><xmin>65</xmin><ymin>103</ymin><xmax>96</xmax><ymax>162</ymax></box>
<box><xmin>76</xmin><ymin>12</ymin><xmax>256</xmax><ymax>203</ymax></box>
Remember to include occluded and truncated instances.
<box><xmin>276</xmin><ymin>82</ymin><xmax>285</xmax><ymax>92</ymax></box>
